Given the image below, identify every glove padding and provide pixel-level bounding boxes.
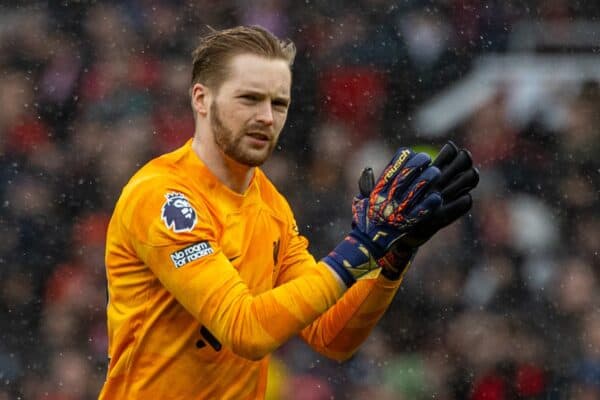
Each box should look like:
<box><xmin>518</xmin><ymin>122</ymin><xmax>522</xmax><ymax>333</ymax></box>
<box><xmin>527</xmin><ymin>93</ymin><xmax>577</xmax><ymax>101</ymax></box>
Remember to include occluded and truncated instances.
<box><xmin>358</xmin><ymin>141</ymin><xmax>480</xmax><ymax>279</ymax></box>
<box><xmin>350</xmin><ymin>149</ymin><xmax>443</xmax><ymax>256</ymax></box>
<box><xmin>323</xmin><ymin>148</ymin><xmax>443</xmax><ymax>286</ymax></box>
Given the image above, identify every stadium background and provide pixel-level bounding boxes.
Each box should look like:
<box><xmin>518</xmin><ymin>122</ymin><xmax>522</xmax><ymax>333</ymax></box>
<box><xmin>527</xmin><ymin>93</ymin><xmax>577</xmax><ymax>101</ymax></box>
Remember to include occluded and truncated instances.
<box><xmin>0</xmin><ymin>1</ymin><xmax>598</xmax><ymax>399</ymax></box>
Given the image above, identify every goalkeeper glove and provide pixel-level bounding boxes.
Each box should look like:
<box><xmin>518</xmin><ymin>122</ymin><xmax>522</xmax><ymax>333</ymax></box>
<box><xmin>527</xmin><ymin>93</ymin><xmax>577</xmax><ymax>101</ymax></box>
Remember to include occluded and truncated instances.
<box><xmin>323</xmin><ymin>148</ymin><xmax>443</xmax><ymax>287</ymax></box>
<box><xmin>360</xmin><ymin>141</ymin><xmax>480</xmax><ymax>279</ymax></box>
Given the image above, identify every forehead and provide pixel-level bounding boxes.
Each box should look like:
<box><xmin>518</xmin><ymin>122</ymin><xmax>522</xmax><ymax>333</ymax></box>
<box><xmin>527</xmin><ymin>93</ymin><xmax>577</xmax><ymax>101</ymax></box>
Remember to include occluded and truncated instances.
<box><xmin>220</xmin><ymin>53</ymin><xmax>291</xmax><ymax>96</ymax></box>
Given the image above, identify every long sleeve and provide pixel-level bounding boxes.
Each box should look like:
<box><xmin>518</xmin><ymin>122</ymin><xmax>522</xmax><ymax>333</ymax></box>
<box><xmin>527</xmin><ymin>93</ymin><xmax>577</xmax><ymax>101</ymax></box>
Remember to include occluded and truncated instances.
<box><xmin>134</xmin><ymin>237</ymin><xmax>344</xmax><ymax>360</ymax></box>
<box><xmin>299</xmin><ymin>273</ymin><xmax>402</xmax><ymax>361</ymax></box>
<box><xmin>276</xmin><ymin>222</ymin><xmax>405</xmax><ymax>361</ymax></box>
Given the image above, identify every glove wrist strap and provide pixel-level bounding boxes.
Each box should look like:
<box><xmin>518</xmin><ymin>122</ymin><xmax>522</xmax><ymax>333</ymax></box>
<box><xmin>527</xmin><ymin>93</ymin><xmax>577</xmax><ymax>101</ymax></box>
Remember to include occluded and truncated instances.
<box><xmin>348</xmin><ymin>229</ymin><xmax>386</xmax><ymax>259</ymax></box>
<box><xmin>322</xmin><ymin>234</ymin><xmax>379</xmax><ymax>287</ymax></box>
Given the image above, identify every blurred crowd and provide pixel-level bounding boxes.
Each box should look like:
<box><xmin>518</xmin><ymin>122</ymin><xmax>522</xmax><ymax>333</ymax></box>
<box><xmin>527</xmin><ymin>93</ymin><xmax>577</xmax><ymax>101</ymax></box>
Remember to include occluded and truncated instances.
<box><xmin>0</xmin><ymin>1</ymin><xmax>599</xmax><ymax>399</ymax></box>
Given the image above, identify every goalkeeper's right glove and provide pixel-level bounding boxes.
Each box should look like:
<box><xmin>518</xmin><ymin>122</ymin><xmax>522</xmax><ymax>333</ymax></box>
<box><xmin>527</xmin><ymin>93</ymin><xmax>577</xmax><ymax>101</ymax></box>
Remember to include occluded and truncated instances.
<box><xmin>322</xmin><ymin>148</ymin><xmax>443</xmax><ymax>287</ymax></box>
<box><xmin>366</xmin><ymin>141</ymin><xmax>480</xmax><ymax>279</ymax></box>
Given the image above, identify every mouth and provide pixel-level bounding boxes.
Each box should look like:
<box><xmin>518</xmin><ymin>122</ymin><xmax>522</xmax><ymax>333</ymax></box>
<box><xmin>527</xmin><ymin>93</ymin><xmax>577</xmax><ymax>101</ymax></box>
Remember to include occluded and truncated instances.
<box><xmin>246</xmin><ymin>132</ymin><xmax>271</xmax><ymax>142</ymax></box>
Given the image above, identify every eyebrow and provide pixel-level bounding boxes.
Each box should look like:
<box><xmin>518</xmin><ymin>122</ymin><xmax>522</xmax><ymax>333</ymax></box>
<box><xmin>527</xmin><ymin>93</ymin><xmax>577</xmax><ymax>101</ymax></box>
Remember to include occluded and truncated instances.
<box><xmin>236</xmin><ymin>89</ymin><xmax>291</xmax><ymax>105</ymax></box>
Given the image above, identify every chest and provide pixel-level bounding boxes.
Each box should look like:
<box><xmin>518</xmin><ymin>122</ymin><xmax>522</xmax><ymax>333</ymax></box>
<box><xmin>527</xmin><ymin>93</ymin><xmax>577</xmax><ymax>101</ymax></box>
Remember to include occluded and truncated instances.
<box><xmin>219</xmin><ymin>206</ymin><xmax>286</xmax><ymax>293</ymax></box>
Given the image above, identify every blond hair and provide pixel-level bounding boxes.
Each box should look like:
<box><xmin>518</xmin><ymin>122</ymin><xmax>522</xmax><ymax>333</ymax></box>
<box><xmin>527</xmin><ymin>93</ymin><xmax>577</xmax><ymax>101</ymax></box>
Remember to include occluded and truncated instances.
<box><xmin>191</xmin><ymin>26</ymin><xmax>296</xmax><ymax>92</ymax></box>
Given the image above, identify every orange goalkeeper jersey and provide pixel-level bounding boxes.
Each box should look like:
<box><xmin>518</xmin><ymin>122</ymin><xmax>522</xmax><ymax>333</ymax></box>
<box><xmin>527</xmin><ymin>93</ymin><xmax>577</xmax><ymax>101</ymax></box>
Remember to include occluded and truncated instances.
<box><xmin>99</xmin><ymin>140</ymin><xmax>403</xmax><ymax>399</ymax></box>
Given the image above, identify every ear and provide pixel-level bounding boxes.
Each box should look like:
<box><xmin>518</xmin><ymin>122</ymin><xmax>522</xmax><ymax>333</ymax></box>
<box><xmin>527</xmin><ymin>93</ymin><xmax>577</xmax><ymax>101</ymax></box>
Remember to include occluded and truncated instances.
<box><xmin>191</xmin><ymin>83</ymin><xmax>210</xmax><ymax>116</ymax></box>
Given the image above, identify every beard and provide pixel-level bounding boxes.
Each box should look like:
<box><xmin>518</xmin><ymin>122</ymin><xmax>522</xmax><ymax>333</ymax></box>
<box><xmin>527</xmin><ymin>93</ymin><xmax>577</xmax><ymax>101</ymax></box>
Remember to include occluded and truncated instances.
<box><xmin>210</xmin><ymin>100</ymin><xmax>277</xmax><ymax>167</ymax></box>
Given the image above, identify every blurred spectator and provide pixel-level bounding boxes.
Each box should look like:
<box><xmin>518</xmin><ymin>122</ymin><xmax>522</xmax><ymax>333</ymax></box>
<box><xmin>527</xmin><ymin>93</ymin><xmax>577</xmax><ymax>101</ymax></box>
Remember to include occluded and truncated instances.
<box><xmin>1</xmin><ymin>1</ymin><xmax>599</xmax><ymax>399</ymax></box>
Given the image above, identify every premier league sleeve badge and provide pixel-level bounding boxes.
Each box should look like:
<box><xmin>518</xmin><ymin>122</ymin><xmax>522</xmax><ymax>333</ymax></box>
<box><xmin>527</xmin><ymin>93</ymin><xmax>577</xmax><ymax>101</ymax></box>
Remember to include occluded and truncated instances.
<box><xmin>161</xmin><ymin>192</ymin><xmax>198</xmax><ymax>233</ymax></box>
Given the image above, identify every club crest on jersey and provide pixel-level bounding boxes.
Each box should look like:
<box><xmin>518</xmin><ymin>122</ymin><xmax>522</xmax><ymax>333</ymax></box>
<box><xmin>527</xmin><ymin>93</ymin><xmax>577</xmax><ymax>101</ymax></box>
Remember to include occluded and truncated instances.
<box><xmin>161</xmin><ymin>192</ymin><xmax>197</xmax><ymax>232</ymax></box>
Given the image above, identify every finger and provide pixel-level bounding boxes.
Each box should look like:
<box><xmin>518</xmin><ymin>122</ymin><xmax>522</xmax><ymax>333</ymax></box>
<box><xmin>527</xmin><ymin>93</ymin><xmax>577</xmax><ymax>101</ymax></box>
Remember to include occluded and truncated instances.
<box><xmin>372</xmin><ymin>151</ymin><xmax>431</xmax><ymax>221</ymax></box>
<box><xmin>386</xmin><ymin>152</ymin><xmax>432</xmax><ymax>200</ymax></box>
<box><xmin>435</xmin><ymin>149</ymin><xmax>473</xmax><ymax>190</ymax></box>
<box><xmin>406</xmin><ymin>191</ymin><xmax>443</xmax><ymax>220</ymax></box>
<box><xmin>432</xmin><ymin>141</ymin><xmax>458</xmax><ymax>170</ymax></box>
<box><xmin>391</xmin><ymin>165</ymin><xmax>441</xmax><ymax>213</ymax></box>
<box><xmin>441</xmin><ymin>168</ymin><xmax>480</xmax><ymax>202</ymax></box>
<box><xmin>358</xmin><ymin>167</ymin><xmax>375</xmax><ymax>197</ymax></box>
<box><xmin>370</xmin><ymin>153</ymin><xmax>431</xmax><ymax>209</ymax></box>
<box><xmin>376</xmin><ymin>148</ymin><xmax>415</xmax><ymax>186</ymax></box>
<box><xmin>434</xmin><ymin>193</ymin><xmax>472</xmax><ymax>228</ymax></box>
<box><xmin>405</xmin><ymin>193</ymin><xmax>472</xmax><ymax>242</ymax></box>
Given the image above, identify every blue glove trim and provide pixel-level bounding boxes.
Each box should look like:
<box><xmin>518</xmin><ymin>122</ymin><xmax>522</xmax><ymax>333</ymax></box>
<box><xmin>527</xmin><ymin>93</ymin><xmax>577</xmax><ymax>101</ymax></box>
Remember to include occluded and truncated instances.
<box><xmin>348</xmin><ymin>229</ymin><xmax>388</xmax><ymax>259</ymax></box>
<box><xmin>322</xmin><ymin>253</ymin><xmax>356</xmax><ymax>288</ymax></box>
<box><xmin>322</xmin><ymin>234</ymin><xmax>380</xmax><ymax>287</ymax></box>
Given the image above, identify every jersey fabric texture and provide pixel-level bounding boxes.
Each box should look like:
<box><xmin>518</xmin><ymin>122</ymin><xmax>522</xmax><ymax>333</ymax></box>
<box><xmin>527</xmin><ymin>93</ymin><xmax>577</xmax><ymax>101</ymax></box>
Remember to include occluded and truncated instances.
<box><xmin>99</xmin><ymin>139</ymin><xmax>403</xmax><ymax>399</ymax></box>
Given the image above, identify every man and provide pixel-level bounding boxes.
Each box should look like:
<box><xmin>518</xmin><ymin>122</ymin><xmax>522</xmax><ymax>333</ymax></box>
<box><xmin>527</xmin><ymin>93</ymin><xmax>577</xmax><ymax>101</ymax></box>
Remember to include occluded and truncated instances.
<box><xmin>99</xmin><ymin>26</ymin><xmax>477</xmax><ymax>399</ymax></box>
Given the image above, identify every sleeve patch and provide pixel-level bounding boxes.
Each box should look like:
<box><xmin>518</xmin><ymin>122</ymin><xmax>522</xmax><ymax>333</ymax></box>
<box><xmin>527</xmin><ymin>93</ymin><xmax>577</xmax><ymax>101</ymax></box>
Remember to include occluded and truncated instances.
<box><xmin>162</xmin><ymin>192</ymin><xmax>197</xmax><ymax>232</ymax></box>
<box><xmin>170</xmin><ymin>241</ymin><xmax>214</xmax><ymax>268</ymax></box>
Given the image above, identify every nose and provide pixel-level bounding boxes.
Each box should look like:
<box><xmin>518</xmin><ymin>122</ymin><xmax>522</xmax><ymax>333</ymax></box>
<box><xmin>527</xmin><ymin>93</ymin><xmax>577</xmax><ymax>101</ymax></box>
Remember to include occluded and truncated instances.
<box><xmin>255</xmin><ymin>101</ymin><xmax>274</xmax><ymax>126</ymax></box>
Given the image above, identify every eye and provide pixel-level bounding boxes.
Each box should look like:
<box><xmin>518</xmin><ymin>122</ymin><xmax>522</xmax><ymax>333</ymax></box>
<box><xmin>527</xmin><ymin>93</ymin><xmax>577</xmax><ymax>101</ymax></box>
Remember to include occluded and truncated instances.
<box><xmin>272</xmin><ymin>100</ymin><xmax>289</xmax><ymax>110</ymax></box>
<box><xmin>240</xmin><ymin>94</ymin><xmax>260</xmax><ymax>102</ymax></box>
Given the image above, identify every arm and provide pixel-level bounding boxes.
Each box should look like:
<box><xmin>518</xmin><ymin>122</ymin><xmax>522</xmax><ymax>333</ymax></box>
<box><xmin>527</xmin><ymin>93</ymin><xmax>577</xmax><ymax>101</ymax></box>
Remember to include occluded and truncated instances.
<box><xmin>138</xmin><ymin>239</ymin><xmax>344</xmax><ymax>361</ymax></box>
<box><xmin>299</xmin><ymin>273</ymin><xmax>401</xmax><ymax>361</ymax></box>
<box><xmin>123</xmin><ymin>182</ymin><xmax>345</xmax><ymax>361</ymax></box>
<box><xmin>276</xmin><ymin>229</ymin><xmax>408</xmax><ymax>361</ymax></box>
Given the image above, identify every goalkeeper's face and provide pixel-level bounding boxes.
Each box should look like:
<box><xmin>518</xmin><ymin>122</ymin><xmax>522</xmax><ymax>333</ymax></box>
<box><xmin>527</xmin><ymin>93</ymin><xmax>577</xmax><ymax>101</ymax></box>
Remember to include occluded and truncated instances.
<box><xmin>209</xmin><ymin>53</ymin><xmax>291</xmax><ymax>167</ymax></box>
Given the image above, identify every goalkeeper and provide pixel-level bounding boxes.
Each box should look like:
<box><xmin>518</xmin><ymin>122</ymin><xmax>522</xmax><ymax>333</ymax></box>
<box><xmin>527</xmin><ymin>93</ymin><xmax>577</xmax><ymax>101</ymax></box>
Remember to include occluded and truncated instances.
<box><xmin>99</xmin><ymin>26</ymin><xmax>478</xmax><ymax>400</ymax></box>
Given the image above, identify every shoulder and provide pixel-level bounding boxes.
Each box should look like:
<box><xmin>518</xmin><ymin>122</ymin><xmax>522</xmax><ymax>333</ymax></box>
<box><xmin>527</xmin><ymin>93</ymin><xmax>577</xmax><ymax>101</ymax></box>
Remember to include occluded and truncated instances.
<box><xmin>114</xmin><ymin>153</ymin><xmax>215</xmax><ymax>245</ymax></box>
<box><xmin>120</xmin><ymin>161</ymin><xmax>187</xmax><ymax>211</ymax></box>
<box><xmin>119</xmin><ymin>142</ymin><xmax>204</xmax><ymax>208</ymax></box>
<box><xmin>126</xmin><ymin>145</ymin><xmax>187</xmax><ymax>189</ymax></box>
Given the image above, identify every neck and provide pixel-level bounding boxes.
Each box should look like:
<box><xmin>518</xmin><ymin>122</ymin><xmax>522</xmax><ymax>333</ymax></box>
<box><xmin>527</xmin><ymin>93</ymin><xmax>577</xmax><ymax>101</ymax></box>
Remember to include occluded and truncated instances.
<box><xmin>192</xmin><ymin>133</ymin><xmax>254</xmax><ymax>194</ymax></box>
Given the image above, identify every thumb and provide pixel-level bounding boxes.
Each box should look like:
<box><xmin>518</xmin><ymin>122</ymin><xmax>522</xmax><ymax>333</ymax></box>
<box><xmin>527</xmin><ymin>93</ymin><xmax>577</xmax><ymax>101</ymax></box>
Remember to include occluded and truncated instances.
<box><xmin>358</xmin><ymin>167</ymin><xmax>375</xmax><ymax>197</ymax></box>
